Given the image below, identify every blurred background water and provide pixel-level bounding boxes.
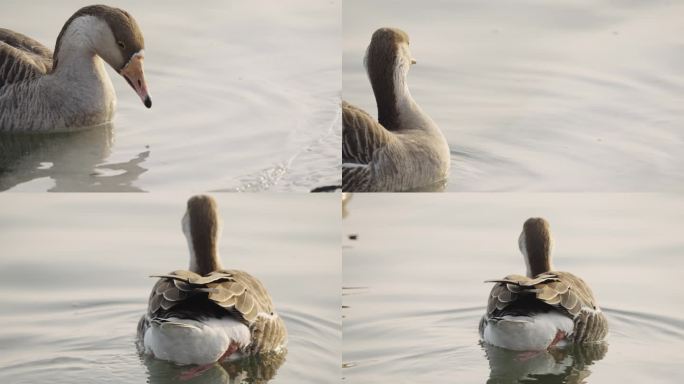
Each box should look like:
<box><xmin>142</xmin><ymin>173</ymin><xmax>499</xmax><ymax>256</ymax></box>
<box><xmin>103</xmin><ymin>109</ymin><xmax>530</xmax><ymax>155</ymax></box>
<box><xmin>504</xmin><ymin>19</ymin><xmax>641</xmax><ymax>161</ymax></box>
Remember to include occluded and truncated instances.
<box><xmin>343</xmin><ymin>193</ymin><xmax>684</xmax><ymax>383</ymax></box>
<box><xmin>343</xmin><ymin>0</ymin><xmax>684</xmax><ymax>191</ymax></box>
<box><xmin>0</xmin><ymin>194</ymin><xmax>341</xmax><ymax>383</ymax></box>
<box><xmin>0</xmin><ymin>0</ymin><xmax>341</xmax><ymax>192</ymax></box>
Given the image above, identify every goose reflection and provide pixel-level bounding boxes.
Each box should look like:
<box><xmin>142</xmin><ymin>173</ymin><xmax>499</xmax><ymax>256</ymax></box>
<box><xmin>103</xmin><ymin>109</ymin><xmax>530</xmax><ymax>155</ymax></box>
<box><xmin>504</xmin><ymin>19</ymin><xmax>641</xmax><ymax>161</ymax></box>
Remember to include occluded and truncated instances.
<box><xmin>482</xmin><ymin>341</ymin><xmax>607</xmax><ymax>384</ymax></box>
<box><xmin>141</xmin><ymin>351</ymin><xmax>286</xmax><ymax>384</ymax></box>
<box><xmin>0</xmin><ymin>124</ymin><xmax>149</xmax><ymax>191</ymax></box>
<box><xmin>342</xmin><ymin>193</ymin><xmax>352</xmax><ymax>219</ymax></box>
<box><xmin>409</xmin><ymin>179</ymin><xmax>447</xmax><ymax>192</ymax></box>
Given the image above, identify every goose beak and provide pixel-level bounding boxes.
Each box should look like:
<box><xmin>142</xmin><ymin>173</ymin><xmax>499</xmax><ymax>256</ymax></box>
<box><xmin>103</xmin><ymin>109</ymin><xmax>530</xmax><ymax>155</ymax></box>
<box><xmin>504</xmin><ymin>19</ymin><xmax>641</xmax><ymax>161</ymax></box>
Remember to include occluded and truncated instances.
<box><xmin>120</xmin><ymin>53</ymin><xmax>152</xmax><ymax>108</ymax></box>
<box><xmin>411</xmin><ymin>58</ymin><xmax>417</xmax><ymax>65</ymax></box>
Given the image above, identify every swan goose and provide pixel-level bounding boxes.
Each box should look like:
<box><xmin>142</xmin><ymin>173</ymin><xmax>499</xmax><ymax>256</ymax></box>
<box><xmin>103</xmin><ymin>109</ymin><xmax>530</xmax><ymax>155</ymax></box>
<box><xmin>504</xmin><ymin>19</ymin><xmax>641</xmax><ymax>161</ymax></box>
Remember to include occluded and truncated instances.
<box><xmin>480</xmin><ymin>218</ymin><xmax>608</xmax><ymax>351</ymax></box>
<box><xmin>0</xmin><ymin>5</ymin><xmax>151</xmax><ymax>133</ymax></box>
<box><xmin>342</xmin><ymin>28</ymin><xmax>450</xmax><ymax>192</ymax></box>
<box><xmin>137</xmin><ymin>195</ymin><xmax>287</xmax><ymax>365</ymax></box>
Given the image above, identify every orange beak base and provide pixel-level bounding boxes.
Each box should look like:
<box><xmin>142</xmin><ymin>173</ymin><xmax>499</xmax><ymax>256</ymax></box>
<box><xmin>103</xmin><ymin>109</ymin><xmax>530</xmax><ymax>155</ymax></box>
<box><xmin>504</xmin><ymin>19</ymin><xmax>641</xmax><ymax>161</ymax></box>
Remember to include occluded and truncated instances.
<box><xmin>120</xmin><ymin>53</ymin><xmax>152</xmax><ymax>108</ymax></box>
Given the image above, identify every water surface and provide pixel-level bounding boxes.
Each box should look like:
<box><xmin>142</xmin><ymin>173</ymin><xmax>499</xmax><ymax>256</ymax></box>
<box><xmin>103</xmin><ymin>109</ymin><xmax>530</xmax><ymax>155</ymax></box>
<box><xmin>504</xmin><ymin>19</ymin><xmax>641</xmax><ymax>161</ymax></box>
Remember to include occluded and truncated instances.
<box><xmin>1</xmin><ymin>0</ymin><xmax>341</xmax><ymax>192</ymax></box>
<box><xmin>0</xmin><ymin>194</ymin><xmax>341</xmax><ymax>383</ymax></box>
<box><xmin>343</xmin><ymin>0</ymin><xmax>684</xmax><ymax>191</ymax></box>
<box><xmin>343</xmin><ymin>193</ymin><xmax>684</xmax><ymax>383</ymax></box>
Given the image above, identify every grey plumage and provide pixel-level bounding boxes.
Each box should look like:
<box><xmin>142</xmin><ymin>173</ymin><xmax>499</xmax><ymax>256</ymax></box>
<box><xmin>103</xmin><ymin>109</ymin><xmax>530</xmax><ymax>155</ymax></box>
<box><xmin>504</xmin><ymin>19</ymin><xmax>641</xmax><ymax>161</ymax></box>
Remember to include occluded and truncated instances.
<box><xmin>0</xmin><ymin>29</ymin><xmax>52</xmax><ymax>88</ymax></box>
<box><xmin>0</xmin><ymin>5</ymin><xmax>148</xmax><ymax>133</ymax></box>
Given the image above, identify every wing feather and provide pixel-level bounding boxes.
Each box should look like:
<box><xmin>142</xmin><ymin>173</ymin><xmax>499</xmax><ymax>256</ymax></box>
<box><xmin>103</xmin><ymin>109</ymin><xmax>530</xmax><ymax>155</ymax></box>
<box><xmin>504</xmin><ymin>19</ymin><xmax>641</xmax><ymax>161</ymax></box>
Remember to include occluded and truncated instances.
<box><xmin>342</xmin><ymin>101</ymin><xmax>395</xmax><ymax>165</ymax></box>
<box><xmin>144</xmin><ymin>269</ymin><xmax>287</xmax><ymax>352</ymax></box>
<box><xmin>0</xmin><ymin>29</ymin><xmax>52</xmax><ymax>88</ymax></box>
<box><xmin>483</xmin><ymin>271</ymin><xmax>608</xmax><ymax>342</ymax></box>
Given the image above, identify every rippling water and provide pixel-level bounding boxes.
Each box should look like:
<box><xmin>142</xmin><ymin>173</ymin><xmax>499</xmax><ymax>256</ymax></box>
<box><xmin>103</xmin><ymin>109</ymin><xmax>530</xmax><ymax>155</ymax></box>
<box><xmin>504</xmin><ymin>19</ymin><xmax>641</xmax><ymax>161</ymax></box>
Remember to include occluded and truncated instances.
<box><xmin>342</xmin><ymin>193</ymin><xmax>684</xmax><ymax>383</ymax></box>
<box><xmin>0</xmin><ymin>0</ymin><xmax>341</xmax><ymax>192</ymax></box>
<box><xmin>0</xmin><ymin>194</ymin><xmax>341</xmax><ymax>383</ymax></box>
<box><xmin>343</xmin><ymin>0</ymin><xmax>684</xmax><ymax>191</ymax></box>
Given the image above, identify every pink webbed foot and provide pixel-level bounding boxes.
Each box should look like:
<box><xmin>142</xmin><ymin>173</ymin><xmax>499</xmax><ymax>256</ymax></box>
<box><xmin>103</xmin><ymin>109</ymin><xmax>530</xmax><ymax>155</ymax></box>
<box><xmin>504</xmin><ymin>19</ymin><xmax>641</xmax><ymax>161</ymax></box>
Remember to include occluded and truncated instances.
<box><xmin>179</xmin><ymin>342</ymin><xmax>240</xmax><ymax>380</ymax></box>
<box><xmin>515</xmin><ymin>350</ymin><xmax>545</xmax><ymax>362</ymax></box>
<box><xmin>179</xmin><ymin>363</ymin><xmax>216</xmax><ymax>381</ymax></box>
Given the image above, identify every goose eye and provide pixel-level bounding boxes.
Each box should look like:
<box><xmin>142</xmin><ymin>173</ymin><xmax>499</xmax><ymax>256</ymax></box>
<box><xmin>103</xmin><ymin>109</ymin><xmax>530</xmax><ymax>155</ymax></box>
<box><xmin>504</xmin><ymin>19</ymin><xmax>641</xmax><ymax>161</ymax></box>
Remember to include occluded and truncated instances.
<box><xmin>117</xmin><ymin>41</ymin><xmax>125</xmax><ymax>49</ymax></box>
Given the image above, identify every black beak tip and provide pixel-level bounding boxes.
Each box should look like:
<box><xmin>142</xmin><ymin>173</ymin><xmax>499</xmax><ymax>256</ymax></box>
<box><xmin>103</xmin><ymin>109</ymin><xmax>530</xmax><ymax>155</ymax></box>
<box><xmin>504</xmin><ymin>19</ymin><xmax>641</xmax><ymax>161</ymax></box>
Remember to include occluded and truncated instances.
<box><xmin>144</xmin><ymin>97</ymin><xmax>152</xmax><ymax>109</ymax></box>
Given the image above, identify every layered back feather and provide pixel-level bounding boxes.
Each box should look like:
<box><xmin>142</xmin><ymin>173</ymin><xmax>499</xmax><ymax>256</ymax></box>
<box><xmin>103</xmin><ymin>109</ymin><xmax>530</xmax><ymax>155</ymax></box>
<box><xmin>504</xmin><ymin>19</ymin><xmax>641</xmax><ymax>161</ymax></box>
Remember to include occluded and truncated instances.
<box><xmin>142</xmin><ymin>269</ymin><xmax>287</xmax><ymax>353</ymax></box>
<box><xmin>485</xmin><ymin>271</ymin><xmax>608</xmax><ymax>343</ymax></box>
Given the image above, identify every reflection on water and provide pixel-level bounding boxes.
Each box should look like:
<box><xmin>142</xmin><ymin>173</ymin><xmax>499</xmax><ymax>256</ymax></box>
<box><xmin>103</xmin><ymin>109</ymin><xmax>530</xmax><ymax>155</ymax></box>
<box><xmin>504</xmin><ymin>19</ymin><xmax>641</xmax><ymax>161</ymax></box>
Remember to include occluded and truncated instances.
<box><xmin>0</xmin><ymin>124</ymin><xmax>149</xmax><ymax>192</ymax></box>
<box><xmin>407</xmin><ymin>179</ymin><xmax>447</xmax><ymax>192</ymax></box>
<box><xmin>141</xmin><ymin>351</ymin><xmax>286</xmax><ymax>384</ymax></box>
<box><xmin>483</xmin><ymin>342</ymin><xmax>607</xmax><ymax>384</ymax></box>
<box><xmin>342</xmin><ymin>193</ymin><xmax>352</xmax><ymax>218</ymax></box>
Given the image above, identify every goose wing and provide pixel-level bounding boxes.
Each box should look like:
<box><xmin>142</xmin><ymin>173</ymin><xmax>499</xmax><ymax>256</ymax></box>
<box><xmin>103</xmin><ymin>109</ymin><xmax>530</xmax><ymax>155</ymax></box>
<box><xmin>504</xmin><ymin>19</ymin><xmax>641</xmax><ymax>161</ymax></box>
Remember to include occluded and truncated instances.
<box><xmin>145</xmin><ymin>269</ymin><xmax>287</xmax><ymax>353</ymax></box>
<box><xmin>342</xmin><ymin>101</ymin><xmax>397</xmax><ymax>191</ymax></box>
<box><xmin>0</xmin><ymin>29</ymin><xmax>52</xmax><ymax>88</ymax></box>
<box><xmin>485</xmin><ymin>271</ymin><xmax>608</xmax><ymax>342</ymax></box>
<box><xmin>342</xmin><ymin>101</ymin><xmax>394</xmax><ymax>164</ymax></box>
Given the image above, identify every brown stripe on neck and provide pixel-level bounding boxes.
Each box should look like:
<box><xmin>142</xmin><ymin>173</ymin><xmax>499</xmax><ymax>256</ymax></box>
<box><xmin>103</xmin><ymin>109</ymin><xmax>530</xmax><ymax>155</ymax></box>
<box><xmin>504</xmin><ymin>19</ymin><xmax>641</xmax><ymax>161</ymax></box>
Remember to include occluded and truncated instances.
<box><xmin>52</xmin><ymin>5</ymin><xmax>144</xmax><ymax>71</ymax></box>
<box><xmin>366</xmin><ymin>28</ymin><xmax>409</xmax><ymax>131</ymax></box>
<box><xmin>523</xmin><ymin>217</ymin><xmax>552</xmax><ymax>277</ymax></box>
<box><xmin>187</xmin><ymin>195</ymin><xmax>220</xmax><ymax>275</ymax></box>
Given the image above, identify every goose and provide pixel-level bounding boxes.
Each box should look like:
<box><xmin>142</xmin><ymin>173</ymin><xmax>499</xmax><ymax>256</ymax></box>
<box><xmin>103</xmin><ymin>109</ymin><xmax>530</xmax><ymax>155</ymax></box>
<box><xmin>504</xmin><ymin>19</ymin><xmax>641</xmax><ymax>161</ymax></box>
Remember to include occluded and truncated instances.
<box><xmin>0</xmin><ymin>5</ymin><xmax>151</xmax><ymax>133</ymax></box>
<box><xmin>137</xmin><ymin>195</ymin><xmax>287</xmax><ymax>366</ymax></box>
<box><xmin>479</xmin><ymin>218</ymin><xmax>608</xmax><ymax>351</ymax></box>
<box><xmin>342</xmin><ymin>28</ymin><xmax>450</xmax><ymax>192</ymax></box>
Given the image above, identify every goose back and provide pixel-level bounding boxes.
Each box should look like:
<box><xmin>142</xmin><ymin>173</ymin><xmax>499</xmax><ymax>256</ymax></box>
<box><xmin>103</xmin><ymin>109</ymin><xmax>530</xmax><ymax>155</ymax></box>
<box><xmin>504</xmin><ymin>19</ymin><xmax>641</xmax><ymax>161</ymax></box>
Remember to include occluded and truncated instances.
<box><xmin>0</xmin><ymin>29</ymin><xmax>52</xmax><ymax>89</ymax></box>
<box><xmin>485</xmin><ymin>271</ymin><xmax>608</xmax><ymax>343</ymax></box>
<box><xmin>142</xmin><ymin>269</ymin><xmax>287</xmax><ymax>354</ymax></box>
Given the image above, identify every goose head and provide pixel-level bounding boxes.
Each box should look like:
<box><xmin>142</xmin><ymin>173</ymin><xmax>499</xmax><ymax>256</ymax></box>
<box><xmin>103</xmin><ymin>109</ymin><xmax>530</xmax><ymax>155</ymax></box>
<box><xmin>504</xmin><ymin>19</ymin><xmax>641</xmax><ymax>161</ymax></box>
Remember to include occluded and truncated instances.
<box><xmin>364</xmin><ymin>27</ymin><xmax>416</xmax><ymax>129</ymax></box>
<box><xmin>54</xmin><ymin>5</ymin><xmax>152</xmax><ymax>108</ymax></box>
<box><xmin>182</xmin><ymin>195</ymin><xmax>223</xmax><ymax>275</ymax></box>
<box><xmin>365</xmin><ymin>27</ymin><xmax>416</xmax><ymax>82</ymax></box>
<box><xmin>518</xmin><ymin>217</ymin><xmax>554</xmax><ymax>278</ymax></box>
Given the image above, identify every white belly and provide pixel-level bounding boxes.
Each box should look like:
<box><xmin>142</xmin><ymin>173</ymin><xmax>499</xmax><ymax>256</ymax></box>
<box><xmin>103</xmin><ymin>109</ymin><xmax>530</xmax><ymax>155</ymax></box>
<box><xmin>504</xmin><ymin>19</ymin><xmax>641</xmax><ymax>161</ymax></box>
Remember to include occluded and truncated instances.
<box><xmin>483</xmin><ymin>312</ymin><xmax>574</xmax><ymax>351</ymax></box>
<box><xmin>143</xmin><ymin>317</ymin><xmax>250</xmax><ymax>365</ymax></box>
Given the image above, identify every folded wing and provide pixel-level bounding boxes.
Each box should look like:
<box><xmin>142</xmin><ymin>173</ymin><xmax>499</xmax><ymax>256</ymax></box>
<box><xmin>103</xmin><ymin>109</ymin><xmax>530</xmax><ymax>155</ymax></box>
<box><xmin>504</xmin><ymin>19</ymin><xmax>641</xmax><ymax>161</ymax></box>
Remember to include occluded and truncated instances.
<box><xmin>485</xmin><ymin>271</ymin><xmax>608</xmax><ymax>342</ymax></box>
<box><xmin>0</xmin><ymin>29</ymin><xmax>52</xmax><ymax>89</ymax></box>
<box><xmin>145</xmin><ymin>269</ymin><xmax>287</xmax><ymax>353</ymax></box>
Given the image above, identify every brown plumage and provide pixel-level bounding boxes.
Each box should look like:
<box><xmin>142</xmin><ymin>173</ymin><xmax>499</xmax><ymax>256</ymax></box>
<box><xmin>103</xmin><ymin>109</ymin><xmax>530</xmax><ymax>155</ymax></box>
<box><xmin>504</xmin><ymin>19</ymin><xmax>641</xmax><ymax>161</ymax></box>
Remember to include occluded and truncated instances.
<box><xmin>0</xmin><ymin>29</ymin><xmax>52</xmax><ymax>88</ymax></box>
<box><xmin>341</xmin><ymin>101</ymin><xmax>397</xmax><ymax>191</ymax></box>
<box><xmin>481</xmin><ymin>218</ymin><xmax>608</xmax><ymax>345</ymax></box>
<box><xmin>52</xmin><ymin>5</ymin><xmax>145</xmax><ymax>71</ymax></box>
<box><xmin>186</xmin><ymin>195</ymin><xmax>221</xmax><ymax>275</ymax></box>
<box><xmin>143</xmin><ymin>269</ymin><xmax>287</xmax><ymax>354</ymax></box>
<box><xmin>138</xmin><ymin>195</ymin><xmax>287</xmax><ymax>359</ymax></box>
<box><xmin>485</xmin><ymin>272</ymin><xmax>607</xmax><ymax>343</ymax></box>
<box><xmin>1</xmin><ymin>5</ymin><xmax>145</xmax><ymax>88</ymax></box>
<box><xmin>342</xmin><ymin>27</ymin><xmax>450</xmax><ymax>192</ymax></box>
<box><xmin>365</xmin><ymin>28</ymin><xmax>408</xmax><ymax>131</ymax></box>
